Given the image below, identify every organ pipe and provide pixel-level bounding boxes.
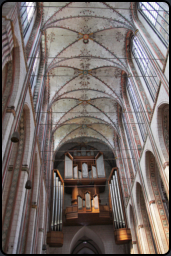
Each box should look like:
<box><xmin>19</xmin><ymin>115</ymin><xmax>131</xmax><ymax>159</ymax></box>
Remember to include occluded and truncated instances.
<box><xmin>113</xmin><ymin>177</ymin><xmax>122</xmax><ymax>228</ymax></box>
<box><xmin>109</xmin><ymin>184</ymin><xmax>118</xmax><ymax>229</ymax></box>
<box><xmin>57</xmin><ymin>181</ymin><xmax>61</xmax><ymax>231</ymax></box>
<box><xmin>111</xmin><ymin>180</ymin><xmax>120</xmax><ymax>229</ymax></box>
<box><xmin>110</xmin><ymin>171</ymin><xmax>126</xmax><ymax>230</ymax></box>
<box><xmin>60</xmin><ymin>183</ymin><xmax>63</xmax><ymax>231</ymax></box>
<box><xmin>82</xmin><ymin>163</ymin><xmax>88</xmax><ymax>178</ymax></box>
<box><xmin>115</xmin><ymin>173</ymin><xmax>125</xmax><ymax>228</ymax></box>
<box><xmin>55</xmin><ymin>177</ymin><xmax>59</xmax><ymax>231</ymax></box>
<box><xmin>51</xmin><ymin>172</ymin><xmax>56</xmax><ymax>230</ymax></box>
<box><xmin>51</xmin><ymin>171</ymin><xmax>64</xmax><ymax>232</ymax></box>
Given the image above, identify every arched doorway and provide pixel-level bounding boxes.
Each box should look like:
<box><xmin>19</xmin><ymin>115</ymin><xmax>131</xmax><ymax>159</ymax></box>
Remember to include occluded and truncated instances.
<box><xmin>70</xmin><ymin>226</ymin><xmax>104</xmax><ymax>254</ymax></box>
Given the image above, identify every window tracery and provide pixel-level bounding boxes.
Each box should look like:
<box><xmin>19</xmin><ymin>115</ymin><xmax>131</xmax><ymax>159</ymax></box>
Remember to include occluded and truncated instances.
<box><xmin>20</xmin><ymin>2</ymin><xmax>37</xmax><ymax>38</ymax></box>
<box><xmin>127</xmin><ymin>78</ymin><xmax>147</xmax><ymax>142</ymax></box>
<box><xmin>132</xmin><ymin>37</ymin><xmax>159</xmax><ymax>101</ymax></box>
<box><xmin>122</xmin><ymin>114</ymin><xmax>136</xmax><ymax>172</ymax></box>
<box><xmin>138</xmin><ymin>2</ymin><xmax>169</xmax><ymax>47</ymax></box>
<box><xmin>30</xmin><ymin>47</ymin><xmax>40</xmax><ymax>93</ymax></box>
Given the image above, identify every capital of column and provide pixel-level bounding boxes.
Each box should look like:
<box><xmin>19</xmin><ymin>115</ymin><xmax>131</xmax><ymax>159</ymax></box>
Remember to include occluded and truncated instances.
<box><xmin>21</xmin><ymin>165</ymin><xmax>29</xmax><ymax>174</ymax></box>
<box><xmin>31</xmin><ymin>202</ymin><xmax>37</xmax><ymax>209</ymax></box>
<box><xmin>134</xmin><ymin>29</ymin><xmax>139</xmax><ymax>36</ymax></box>
<box><xmin>149</xmin><ymin>200</ymin><xmax>155</xmax><ymax>205</ymax></box>
<box><xmin>6</xmin><ymin>106</ymin><xmax>16</xmax><ymax>117</ymax></box>
<box><xmin>163</xmin><ymin>162</ymin><xmax>169</xmax><ymax>169</ymax></box>
<box><xmin>8</xmin><ymin>165</ymin><xmax>13</xmax><ymax>171</ymax></box>
<box><xmin>138</xmin><ymin>224</ymin><xmax>143</xmax><ymax>229</ymax></box>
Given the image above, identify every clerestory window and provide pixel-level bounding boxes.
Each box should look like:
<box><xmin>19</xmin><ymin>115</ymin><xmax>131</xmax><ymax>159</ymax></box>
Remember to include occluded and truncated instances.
<box><xmin>30</xmin><ymin>47</ymin><xmax>40</xmax><ymax>93</ymax></box>
<box><xmin>20</xmin><ymin>2</ymin><xmax>37</xmax><ymax>38</ymax></box>
<box><xmin>138</xmin><ymin>2</ymin><xmax>169</xmax><ymax>47</ymax></box>
<box><xmin>132</xmin><ymin>37</ymin><xmax>159</xmax><ymax>102</ymax></box>
<box><xmin>127</xmin><ymin>78</ymin><xmax>147</xmax><ymax>142</ymax></box>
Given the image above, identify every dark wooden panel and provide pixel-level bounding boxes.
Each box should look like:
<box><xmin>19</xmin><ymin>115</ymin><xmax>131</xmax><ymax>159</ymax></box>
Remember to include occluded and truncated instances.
<box><xmin>47</xmin><ymin>231</ymin><xmax>63</xmax><ymax>247</ymax></box>
<box><xmin>64</xmin><ymin>178</ymin><xmax>106</xmax><ymax>193</ymax></box>
<box><xmin>66</xmin><ymin>212</ymin><xmax>78</xmax><ymax>219</ymax></box>
<box><xmin>64</xmin><ymin>204</ymin><xmax>112</xmax><ymax>226</ymax></box>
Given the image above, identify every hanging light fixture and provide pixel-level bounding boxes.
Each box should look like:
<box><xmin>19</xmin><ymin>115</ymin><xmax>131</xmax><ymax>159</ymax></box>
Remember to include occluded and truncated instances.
<box><xmin>25</xmin><ymin>180</ymin><xmax>32</xmax><ymax>189</ymax></box>
<box><xmin>11</xmin><ymin>131</ymin><xmax>20</xmax><ymax>143</ymax></box>
<box><xmin>42</xmin><ymin>244</ymin><xmax>47</xmax><ymax>251</ymax></box>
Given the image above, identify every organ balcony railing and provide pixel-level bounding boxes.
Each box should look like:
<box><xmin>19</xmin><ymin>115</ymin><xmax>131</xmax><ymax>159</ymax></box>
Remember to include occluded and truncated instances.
<box><xmin>64</xmin><ymin>152</ymin><xmax>106</xmax><ymax>188</ymax></box>
<box><xmin>108</xmin><ymin>168</ymin><xmax>132</xmax><ymax>244</ymax></box>
<box><xmin>47</xmin><ymin>170</ymin><xmax>64</xmax><ymax>247</ymax></box>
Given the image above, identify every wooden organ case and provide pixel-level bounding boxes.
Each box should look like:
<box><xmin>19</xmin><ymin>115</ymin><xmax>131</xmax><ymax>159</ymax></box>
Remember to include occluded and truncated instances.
<box><xmin>64</xmin><ymin>151</ymin><xmax>113</xmax><ymax>225</ymax></box>
<box><xmin>108</xmin><ymin>168</ymin><xmax>132</xmax><ymax>244</ymax></box>
<box><xmin>47</xmin><ymin>170</ymin><xmax>64</xmax><ymax>247</ymax></box>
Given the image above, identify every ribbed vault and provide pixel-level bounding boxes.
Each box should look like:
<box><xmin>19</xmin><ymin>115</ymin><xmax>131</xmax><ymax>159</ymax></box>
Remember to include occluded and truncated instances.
<box><xmin>42</xmin><ymin>2</ymin><xmax>134</xmax><ymax>157</ymax></box>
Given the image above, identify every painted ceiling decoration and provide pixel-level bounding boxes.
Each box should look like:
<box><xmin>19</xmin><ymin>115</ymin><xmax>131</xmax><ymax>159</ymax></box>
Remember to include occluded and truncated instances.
<box><xmin>42</xmin><ymin>2</ymin><xmax>134</xmax><ymax>157</ymax></box>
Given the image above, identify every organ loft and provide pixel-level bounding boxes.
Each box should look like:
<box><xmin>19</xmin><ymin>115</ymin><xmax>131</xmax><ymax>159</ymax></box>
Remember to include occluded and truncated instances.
<box><xmin>48</xmin><ymin>148</ymin><xmax>132</xmax><ymax>248</ymax></box>
<box><xmin>2</xmin><ymin>2</ymin><xmax>169</xmax><ymax>254</ymax></box>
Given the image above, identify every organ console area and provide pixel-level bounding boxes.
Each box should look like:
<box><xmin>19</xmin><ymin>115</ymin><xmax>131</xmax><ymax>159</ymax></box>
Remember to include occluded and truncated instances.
<box><xmin>47</xmin><ymin>150</ymin><xmax>132</xmax><ymax>247</ymax></box>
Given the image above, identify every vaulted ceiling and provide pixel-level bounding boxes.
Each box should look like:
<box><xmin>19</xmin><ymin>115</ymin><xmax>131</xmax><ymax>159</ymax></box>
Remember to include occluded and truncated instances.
<box><xmin>42</xmin><ymin>2</ymin><xmax>135</xmax><ymax>156</ymax></box>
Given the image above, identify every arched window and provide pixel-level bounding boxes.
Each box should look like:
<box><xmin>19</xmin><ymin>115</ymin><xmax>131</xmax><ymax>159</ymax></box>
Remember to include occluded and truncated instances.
<box><xmin>127</xmin><ymin>78</ymin><xmax>147</xmax><ymax>142</ymax></box>
<box><xmin>138</xmin><ymin>2</ymin><xmax>169</xmax><ymax>47</ymax></box>
<box><xmin>132</xmin><ymin>37</ymin><xmax>159</xmax><ymax>101</ymax></box>
<box><xmin>20</xmin><ymin>2</ymin><xmax>37</xmax><ymax>39</ymax></box>
<box><xmin>122</xmin><ymin>114</ymin><xmax>136</xmax><ymax>173</ymax></box>
<box><xmin>30</xmin><ymin>47</ymin><xmax>40</xmax><ymax>94</ymax></box>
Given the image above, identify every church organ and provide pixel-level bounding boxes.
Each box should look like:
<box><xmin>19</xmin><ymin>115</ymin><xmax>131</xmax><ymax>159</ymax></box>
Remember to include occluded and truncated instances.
<box><xmin>63</xmin><ymin>150</ymin><xmax>112</xmax><ymax>226</ymax></box>
<box><xmin>47</xmin><ymin>152</ymin><xmax>132</xmax><ymax>246</ymax></box>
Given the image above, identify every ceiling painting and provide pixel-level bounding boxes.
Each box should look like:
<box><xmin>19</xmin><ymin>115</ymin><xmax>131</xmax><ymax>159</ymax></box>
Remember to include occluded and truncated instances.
<box><xmin>43</xmin><ymin>2</ymin><xmax>133</xmax><ymax>155</ymax></box>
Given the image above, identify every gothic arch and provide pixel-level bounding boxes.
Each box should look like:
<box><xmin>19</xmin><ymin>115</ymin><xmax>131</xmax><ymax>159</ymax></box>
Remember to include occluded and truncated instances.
<box><xmin>135</xmin><ymin>181</ymin><xmax>156</xmax><ymax>254</ymax></box>
<box><xmin>144</xmin><ymin>150</ymin><xmax>169</xmax><ymax>252</ymax></box>
<box><xmin>157</xmin><ymin>103</ymin><xmax>169</xmax><ymax>161</ymax></box>
<box><xmin>69</xmin><ymin>226</ymin><xmax>105</xmax><ymax>254</ymax></box>
<box><xmin>128</xmin><ymin>204</ymin><xmax>139</xmax><ymax>254</ymax></box>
